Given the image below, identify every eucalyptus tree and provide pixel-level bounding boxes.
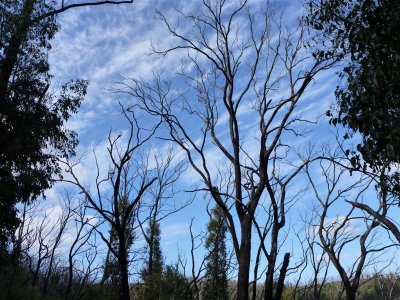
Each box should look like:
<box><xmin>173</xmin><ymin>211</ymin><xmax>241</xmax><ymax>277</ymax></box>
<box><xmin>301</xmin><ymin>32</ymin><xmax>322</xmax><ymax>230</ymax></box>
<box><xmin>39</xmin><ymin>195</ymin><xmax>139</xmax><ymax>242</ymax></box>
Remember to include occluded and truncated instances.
<box><xmin>63</xmin><ymin>106</ymin><xmax>159</xmax><ymax>300</ymax></box>
<box><xmin>307</xmin><ymin>0</ymin><xmax>400</xmax><ymax>243</ymax></box>
<box><xmin>0</xmin><ymin>0</ymin><xmax>133</xmax><ymax>263</ymax></box>
<box><xmin>304</xmin><ymin>153</ymin><xmax>398</xmax><ymax>300</ymax></box>
<box><xmin>124</xmin><ymin>1</ymin><xmax>336</xmax><ymax>299</ymax></box>
<box><xmin>307</xmin><ymin>0</ymin><xmax>400</xmax><ymax>170</ymax></box>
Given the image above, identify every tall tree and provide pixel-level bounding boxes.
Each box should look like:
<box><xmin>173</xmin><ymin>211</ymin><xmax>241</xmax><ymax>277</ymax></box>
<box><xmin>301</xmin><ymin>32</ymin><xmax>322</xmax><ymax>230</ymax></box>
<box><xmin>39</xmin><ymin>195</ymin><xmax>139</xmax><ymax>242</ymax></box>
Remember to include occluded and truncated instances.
<box><xmin>0</xmin><ymin>0</ymin><xmax>133</xmax><ymax>263</ymax></box>
<box><xmin>0</xmin><ymin>0</ymin><xmax>84</xmax><ymax>262</ymax></box>
<box><xmin>307</xmin><ymin>0</ymin><xmax>400</xmax><ymax>171</ymax></box>
<box><xmin>145</xmin><ymin>219</ymin><xmax>163</xmax><ymax>277</ymax></box>
<box><xmin>63</xmin><ymin>104</ymin><xmax>172</xmax><ymax>300</ymax></box>
<box><xmin>141</xmin><ymin>219</ymin><xmax>163</xmax><ymax>300</ymax></box>
<box><xmin>306</xmin><ymin>0</ymin><xmax>400</xmax><ymax>247</ymax></box>
<box><xmin>202</xmin><ymin>205</ymin><xmax>229</xmax><ymax>300</ymax></box>
<box><xmin>127</xmin><ymin>1</ymin><xmax>335</xmax><ymax>299</ymax></box>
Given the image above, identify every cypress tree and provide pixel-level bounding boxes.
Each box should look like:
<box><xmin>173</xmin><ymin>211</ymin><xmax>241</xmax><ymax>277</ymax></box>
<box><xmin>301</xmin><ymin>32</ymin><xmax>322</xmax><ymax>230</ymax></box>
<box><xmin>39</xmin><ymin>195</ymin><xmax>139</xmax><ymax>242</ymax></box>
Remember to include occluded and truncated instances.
<box><xmin>141</xmin><ymin>219</ymin><xmax>163</xmax><ymax>300</ymax></box>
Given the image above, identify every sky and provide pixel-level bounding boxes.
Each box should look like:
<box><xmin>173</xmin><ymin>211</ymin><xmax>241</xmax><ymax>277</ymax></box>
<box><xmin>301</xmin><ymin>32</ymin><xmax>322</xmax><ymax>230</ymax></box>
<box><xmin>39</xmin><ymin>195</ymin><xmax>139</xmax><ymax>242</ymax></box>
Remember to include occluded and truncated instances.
<box><xmin>27</xmin><ymin>0</ymin><xmax>400</xmax><ymax>283</ymax></box>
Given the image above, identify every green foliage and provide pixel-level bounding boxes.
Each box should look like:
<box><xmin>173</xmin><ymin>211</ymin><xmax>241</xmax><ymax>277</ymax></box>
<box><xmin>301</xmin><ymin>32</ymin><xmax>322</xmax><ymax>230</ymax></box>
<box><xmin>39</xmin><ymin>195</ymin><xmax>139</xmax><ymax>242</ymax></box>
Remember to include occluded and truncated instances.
<box><xmin>202</xmin><ymin>206</ymin><xmax>229</xmax><ymax>300</ymax></box>
<box><xmin>161</xmin><ymin>265</ymin><xmax>193</xmax><ymax>300</ymax></box>
<box><xmin>141</xmin><ymin>220</ymin><xmax>164</xmax><ymax>300</ymax></box>
<box><xmin>307</xmin><ymin>0</ymin><xmax>400</xmax><ymax>172</ymax></box>
<box><xmin>146</xmin><ymin>219</ymin><xmax>163</xmax><ymax>275</ymax></box>
<box><xmin>135</xmin><ymin>264</ymin><xmax>193</xmax><ymax>300</ymax></box>
<box><xmin>0</xmin><ymin>0</ymin><xmax>87</xmax><ymax>262</ymax></box>
<box><xmin>137</xmin><ymin>219</ymin><xmax>194</xmax><ymax>299</ymax></box>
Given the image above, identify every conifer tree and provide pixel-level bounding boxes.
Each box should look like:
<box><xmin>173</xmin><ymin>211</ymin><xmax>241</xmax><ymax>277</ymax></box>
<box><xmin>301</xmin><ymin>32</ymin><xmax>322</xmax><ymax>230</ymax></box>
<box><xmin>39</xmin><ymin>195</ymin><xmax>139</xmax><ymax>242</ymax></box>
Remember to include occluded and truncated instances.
<box><xmin>202</xmin><ymin>206</ymin><xmax>229</xmax><ymax>300</ymax></box>
<box><xmin>141</xmin><ymin>219</ymin><xmax>163</xmax><ymax>300</ymax></box>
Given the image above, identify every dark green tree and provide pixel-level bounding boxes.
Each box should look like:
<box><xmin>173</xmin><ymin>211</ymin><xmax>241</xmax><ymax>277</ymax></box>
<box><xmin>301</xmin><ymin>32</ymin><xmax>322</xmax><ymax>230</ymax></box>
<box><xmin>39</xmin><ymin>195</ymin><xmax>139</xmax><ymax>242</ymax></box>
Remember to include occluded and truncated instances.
<box><xmin>0</xmin><ymin>0</ymin><xmax>133</xmax><ymax>263</ymax></box>
<box><xmin>161</xmin><ymin>264</ymin><xmax>193</xmax><ymax>300</ymax></box>
<box><xmin>202</xmin><ymin>206</ymin><xmax>229</xmax><ymax>300</ymax></box>
<box><xmin>0</xmin><ymin>0</ymin><xmax>87</xmax><ymax>264</ymax></box>
<box><xmin>307</xmin><ymin>0</ymin><xmax>400</xmax><ymax>171</ymax></box>
<box><xmin>0</xmin><ymin>0</ymin><xmax>133</xmax><ymax>264</ymax></box>
<box><xmin>141</xmin><ymin>219</ymin><xmax>163</xmax><ymax>300</ymax></box>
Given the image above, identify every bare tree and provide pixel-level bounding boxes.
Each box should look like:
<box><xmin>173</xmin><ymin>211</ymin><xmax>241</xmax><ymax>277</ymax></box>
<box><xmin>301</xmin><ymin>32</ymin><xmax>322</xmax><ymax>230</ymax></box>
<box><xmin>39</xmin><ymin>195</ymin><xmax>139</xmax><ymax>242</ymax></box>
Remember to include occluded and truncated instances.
<box><xmin>137</xmin><ymin>146</ymin><xmax>188</xmax><ymax>275</ymax></box>
<box><xmin>65</xmin><ymin>198</ymin><xmax>98</xmax><ymax>299</ymax></box>
<box><xmin>348</xmin><ymin>166</ymin><xmax>400</xmax><ymax>244</ymax></box>
<box><xmin>10</xmin><ymin>192</ymin><xmax>100</xmax><ymax>299</ymax></box>
<box><xmin>121</xmin><ymin>1</ymin><xmax>336</xmax><ymax>299</ymax></box>
<box><xmin>62</xmin><ymin>104</ymin><xmax>188</xmax><ymax>300</ymax></box>
<box><xmin>62</xmin><ymin>106</ymin><xmax>160</xmax><ymax>300</ymax></box>
<box><xmin>305</xmin><ymin>154</ymin><xmax>398</xmax><ymax>300</ymax></box>
<box><xmin>41</xmin><ymin>194</ymin><xmax>77</xmax><ymax>295</ymax></box>
<box><xmin>285</xmin><ymin>210</ymin><xmax>331</xmax><ymax>300</ymax></box>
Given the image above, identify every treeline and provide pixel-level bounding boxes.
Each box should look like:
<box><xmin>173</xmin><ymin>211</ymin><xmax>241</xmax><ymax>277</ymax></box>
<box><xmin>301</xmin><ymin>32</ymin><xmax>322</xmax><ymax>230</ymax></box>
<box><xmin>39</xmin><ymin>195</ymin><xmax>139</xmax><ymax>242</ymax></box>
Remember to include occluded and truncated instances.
<box><xmin>0</xmin><ymin>202</ymin><xmax>229</xmax><ymax>300</ymax></box>
<box><xmin>1</xmin><ymin>0</ymin><xmax>400</xmax><ymax>300</ymax></box>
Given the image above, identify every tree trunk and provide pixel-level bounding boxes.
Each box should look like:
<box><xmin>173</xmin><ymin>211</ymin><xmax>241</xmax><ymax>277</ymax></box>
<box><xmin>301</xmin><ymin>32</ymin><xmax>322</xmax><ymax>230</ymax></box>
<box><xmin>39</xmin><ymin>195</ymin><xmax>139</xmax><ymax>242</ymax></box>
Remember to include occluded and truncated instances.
<box><xmin>345</xmin><ymin>287</ymin><xmax>356</xmax><ymax>300</ymax></box>
<box><xmin>274</xmin><ymin>253</ymin><xmax>290</xmax><ymax>300</ymax></box>
<box><xmin>264</xmin><ymin>226</ymin><xmax>279</xmax><ymax>300</ymax></box>
<box><xmin>236</xmin><ymin>215</ymin><xmax>252</xmax><ymax>300</ymax></box>
<box><xmin>264</xmin><ymin>254</ymin><xmax>275</xmax><ymax>300</ymax></box>
<box><xmin>66</xmin><ymin>249</ymin><xmax>75</xmax><ymax>296</ymax></box>
<box><xmin>118</xmin><ymin>233</ymin><xmax>130</xmax><ymax>300</ymax></box>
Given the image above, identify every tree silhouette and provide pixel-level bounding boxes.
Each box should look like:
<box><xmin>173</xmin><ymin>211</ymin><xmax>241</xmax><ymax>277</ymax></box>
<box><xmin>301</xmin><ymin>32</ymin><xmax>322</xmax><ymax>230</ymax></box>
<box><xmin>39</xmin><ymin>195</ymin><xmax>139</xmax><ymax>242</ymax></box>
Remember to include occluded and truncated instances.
<box><xmin>0</xmin><ymin>0</ymin><xmax>133</xmax><ymax>265</ymax></box>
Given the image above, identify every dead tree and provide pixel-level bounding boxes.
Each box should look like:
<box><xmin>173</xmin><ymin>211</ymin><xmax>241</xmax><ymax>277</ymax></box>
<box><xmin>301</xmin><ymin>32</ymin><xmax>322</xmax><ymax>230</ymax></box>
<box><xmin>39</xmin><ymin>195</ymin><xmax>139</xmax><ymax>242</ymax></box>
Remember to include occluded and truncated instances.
<box><xmin>305</xmin><ymin>156</ymin><xmax>398</xmax><ymax>300</ymax></box>
<box><xmin>348</xmin><ymin>165</ymin><xmax>400</xmax><ymax>244</ymax></box>
<box><xmin>136</xmin><ymin>146</ymin><xmax>188</xmax><ymax>275</ymax></box>
<box><xmin>299</xmin><ymin>211</ymin><xmax>330</xmax><ymax>300</ymax></box>
<box><xmin>122</xmin><ymin>1</ymin><xmax>336</xmax><ymax>299</ymax></box>
<box><xmin>62</xmin><ymin>106</ymin><xmax>170</xmax><ymax>300</ymax></box>
<box><xmin>65</xmin><ymin>198</ymin><xmax>98</xmax><ymax>299</ymax></box>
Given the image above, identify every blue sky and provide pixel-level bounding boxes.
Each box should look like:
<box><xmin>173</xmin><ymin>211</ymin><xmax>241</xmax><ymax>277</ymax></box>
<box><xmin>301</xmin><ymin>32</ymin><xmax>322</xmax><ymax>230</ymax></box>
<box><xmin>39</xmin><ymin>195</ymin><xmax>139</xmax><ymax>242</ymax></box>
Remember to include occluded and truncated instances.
<box><xmin>30</xmin><ymin>0</ymin><xmax>400</xmax><ymax>283</ymax></box>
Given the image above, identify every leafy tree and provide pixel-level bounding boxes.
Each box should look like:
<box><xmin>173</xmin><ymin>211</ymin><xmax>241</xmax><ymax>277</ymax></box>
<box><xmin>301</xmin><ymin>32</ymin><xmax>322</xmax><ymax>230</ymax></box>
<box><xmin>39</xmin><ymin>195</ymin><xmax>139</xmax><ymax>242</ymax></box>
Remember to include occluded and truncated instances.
<box><xmin>307</xmin><ymin>0</ymin><xmax>400</xmax><ymax>171</ymax></box>
<box><xmin>0</xmin><ymin>0</ymin><xmax>87</xmax><ymax>264</ymax></box>
<box><xmin>161</xmin><ymin>264</ymin><xmax>193</xmax><ymax>300</ymax></box>
<box><xmin>202</xmin><ymin>206</ymin><xmax>229</xmax><ymax>300</ymax></box>
<box><xmin>0</xmin><ymin>0</ymin><xmax>133</xmax><ymax>265</ymax></box>
<box><xmin>146</xmin><ymin>219</ymin><xmax>163</xmax><ymax>276</ymax></box>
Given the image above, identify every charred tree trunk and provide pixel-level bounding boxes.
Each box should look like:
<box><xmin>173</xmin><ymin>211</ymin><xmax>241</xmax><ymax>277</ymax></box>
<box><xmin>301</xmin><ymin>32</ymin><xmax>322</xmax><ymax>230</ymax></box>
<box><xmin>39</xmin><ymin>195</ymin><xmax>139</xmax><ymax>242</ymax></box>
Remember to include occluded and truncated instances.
<box><xmin>118</xmin><ymin>230</ymin><xmax>130</xmax><ymax>300</ymax></box>
<box><xmin>275</xmin><ymin>253</ymin><xmax>290</xmax><ymax>300</ymax></box>
<box><xmin>236</xmin><ymin>215</ymin><xmax>252</xmax><ymax>300</ymax></box>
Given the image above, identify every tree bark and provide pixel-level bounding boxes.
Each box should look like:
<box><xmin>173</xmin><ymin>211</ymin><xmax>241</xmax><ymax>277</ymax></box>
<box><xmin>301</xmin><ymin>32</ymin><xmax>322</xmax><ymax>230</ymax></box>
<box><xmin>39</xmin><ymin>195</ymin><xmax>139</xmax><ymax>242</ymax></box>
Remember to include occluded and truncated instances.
<box><xmin>275</xmin><ymin>253</ymin><xmax>290</xmax><ymax>300</ymax></box>
<box><xmin>236</xmin><ymin>215</ymin><xmax>252</xmax><ymax>300</ymax></box>
<box><xmin>350</xmin><ymin>201</ymin><xmax>400</xmax><ymax>243</ymax></box>
<box><xmin>118</xmin><ymin>231</ymin><xmax>130</xmax><ymax>300</ymax></box>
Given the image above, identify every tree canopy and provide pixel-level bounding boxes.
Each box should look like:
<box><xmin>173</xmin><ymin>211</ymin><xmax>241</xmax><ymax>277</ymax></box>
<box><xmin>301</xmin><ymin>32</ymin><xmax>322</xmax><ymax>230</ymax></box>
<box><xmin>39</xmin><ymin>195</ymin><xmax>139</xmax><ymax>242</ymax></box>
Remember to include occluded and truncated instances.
<box><xmin>307</xmin><ymin>0</ymin><xmax>400</xmax><ymax>171</ymax></box>
<box><xmin>0</xmin><ymin>0</ymin><xmax>88</xmax><ymax>261</ymax></box>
